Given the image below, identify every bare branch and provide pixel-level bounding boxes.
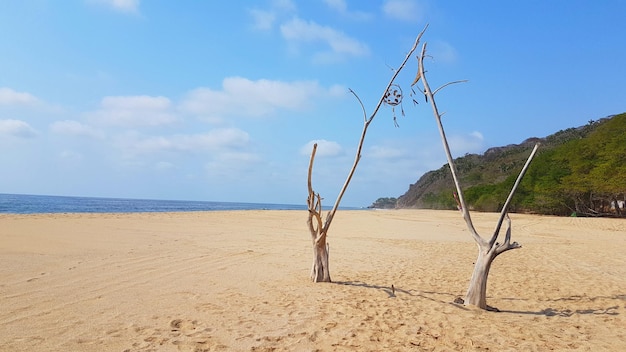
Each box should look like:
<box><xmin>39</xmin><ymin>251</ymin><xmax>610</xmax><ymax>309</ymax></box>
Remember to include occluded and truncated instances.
<box><xmin>349</xmin><ymin>88</ymin><xmax>367</xmax><ymax>123</ymax></box>
<box><xmin>306</xmin><ymin>144</ymin><xmax>317</xmax><ymax>205</ymax></box>
<box><xmin>411</xmin><ymin>69</ymin><xmax>421</xmax><ymax>86</ymax></box>
<box><xmin>433</xmin><ymin>80</ymin><xmax>468</xmax><ymax>96</ymax></box>
<box><xmin>307</xmin><ymin>144</ymin><xmax>323</xmax><ymax>240</ymax></box>
<box><xmin>418</xmin><ymin>42</ymin><xmax>484</xmax><ymax>246</ymax></box>
<box><xmin>321</xmin><ymin>24</ymin><xmax>429</xmax><ymax>235</ymax></box>
<box><xmin>489</xmin><ymin>143</ymin><xmax>540</xmax><ymax>247</ymax></box>
<box><xmin>503</xmin><ymin>214</ymin><xmax>512</xmax><ymax>246</ymax></box>
<box><xmin>494</xmin><ymin>214</ymin><xmax>522</xmax><ymax>256</ymax></box>
<box><xmin>367</xmin><ymin>24</ymin><xmax>428</xmax><ymax>124</ymax></box>
<box><xmin>417</xmin><ymin>36</ymin><xmax>537</xmax><ymax>310</ymax></box>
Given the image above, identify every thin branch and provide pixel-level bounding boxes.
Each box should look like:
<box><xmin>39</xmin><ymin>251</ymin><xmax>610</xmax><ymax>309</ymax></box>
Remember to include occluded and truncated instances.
<box><xmin>433</xmin><ymin>80</ymin><xmax>468</xmax><ymax>96</ymax></box>
<box><xmin>367</xmin><ymin>24</ymin><xmax>429</xmax><ymax>124</ymax></box>
<box><xmin>322</xmin><ymin>24</ymin><xmax>429</xmax><ymax>235</ymax></box>
<box><xmin>307</xmin><ymin>144</ymin><xmax>323</xmax><ymax>241</ymax></box>
<box><xmin>418</xmin><ymin>42</ymin><xmax>484</xmax><ymax>246</ymax></box>
<box><xmin>311</xmin><ymin>193</ymin><xmax>322</xmax><ymax>232</ymax></box>
<box><xmin>494</xmin><ymin>214</ymin><xmax>521</xmax><ymax>256</ymax></box>
<box><xmin>502</xmin><ymin>214</ymin><xmax>512</xmax><ymax>246</ymax></box>
<box><xmin>489</xmin><ymin>143</ymin><xmax>540</xmax><ymax>247</ymax></box>
<box><xmin>307</xmin><ymin>144</ymin><xmax>317</xmax><ymax>204</ymax></box>
<box><xmin>349</xmin><ymin>88</ymin><xmax>367</xmax><ymax>123</ymax></box>
<box><xmin>411</xmin><ymin>68</ymin><xmax>421</xmax><ymax>86</ymax></box>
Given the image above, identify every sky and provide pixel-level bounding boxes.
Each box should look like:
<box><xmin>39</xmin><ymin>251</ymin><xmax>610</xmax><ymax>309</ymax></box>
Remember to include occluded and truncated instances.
<box><xmin>0</xmin><ymin>0</ymin><xmax>624</xmax><ymax>207</ymax></box>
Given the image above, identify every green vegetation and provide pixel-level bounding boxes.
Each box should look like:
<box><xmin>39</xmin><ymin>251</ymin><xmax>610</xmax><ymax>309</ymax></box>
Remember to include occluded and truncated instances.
<box><xmin>368</xmin><ymin>197</ymin><xmax>397</xmax><ymax>209</ymax></box>
<box><xmin>396</xmin><ymin>113</ymin><xmax>626</xmax><ymax>217</ymax></box>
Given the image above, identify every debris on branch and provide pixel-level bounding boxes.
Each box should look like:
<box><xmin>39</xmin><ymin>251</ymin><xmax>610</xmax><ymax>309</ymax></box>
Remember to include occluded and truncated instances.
<box><xmin>306</xmin><ymin>25</ymin><xmax>429</xmax><ymax>282</ymax></box>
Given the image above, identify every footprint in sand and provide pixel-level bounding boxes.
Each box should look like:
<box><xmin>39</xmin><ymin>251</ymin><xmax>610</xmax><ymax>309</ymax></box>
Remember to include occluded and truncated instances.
<box><xmin>26</xmin><ymin>272</ymin><xmax>48</xmax><ymax>282</ymax></box>
<box><xmin>170</xmin><ymin>319</ymin><xmax>213</xmax><ymax>337</ymax></box>
<box><xmin>172</xmin><ymin>339</ymin><xmax>210</xmax><ymax>352</ymax></box>
<box><xmin>169</xmin><ymin>319</ymin><xmax>216</xmax><ymax>351</ymax></box>
<box><xmin>170</xmin><ymin>319</ymin><xmax>199</xmax><ymax>335</ymax></box>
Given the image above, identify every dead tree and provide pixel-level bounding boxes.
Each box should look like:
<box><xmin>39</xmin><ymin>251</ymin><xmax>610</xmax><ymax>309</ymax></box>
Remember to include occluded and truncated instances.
<box><xmin>307</xmin><ymin>26</ymin><xmax>428</xmax><ymax>282</ymax></box>
<box><xmin>416</xmin><ymin>42</ymin><xmax>540</xmax><ymax>310</ymax></box>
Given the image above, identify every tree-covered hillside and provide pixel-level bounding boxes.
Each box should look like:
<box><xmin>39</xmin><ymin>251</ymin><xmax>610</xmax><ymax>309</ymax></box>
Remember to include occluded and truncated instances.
<box><xmin>395</xmin><ymin>113</ymin><xmax>626</xmax><ymax>217</ymax></box>
<box><xmin>367</xmin><ymin>197</ymin><xmax>397</xmax><ymax>209</ymax></box>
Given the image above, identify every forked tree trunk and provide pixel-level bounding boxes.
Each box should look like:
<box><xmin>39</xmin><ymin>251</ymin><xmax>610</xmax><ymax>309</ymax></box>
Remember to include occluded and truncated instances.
<box><xmin>460</xmin><ymin>214</ymin><xmax>521</xmax><ymax>310</ymax></box>
<box><xmin>460</xmin><ymin>214</ymin><xmax>520</xmax><ymax>310</ymax></box>
<box><xmin>417</xmin><ymin>42</ymin><xmax>538</xmax><ymax>310</ymax></box>
<box><xmin>307</xmin><ymin>144</ymin><xmax>332</xmax><ymax>283</ymax></box>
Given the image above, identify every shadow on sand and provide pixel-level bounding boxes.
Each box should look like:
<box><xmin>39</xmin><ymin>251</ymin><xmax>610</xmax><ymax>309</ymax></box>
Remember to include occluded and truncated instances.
<box><xmin>499</xmin><ymin>294</ymin><xmax>624</xmax><ymax>316</ymax></box>
<box><xmin>333</xmin><ymin>281</ymin><xmax>623</xmax><ymax>316</ymax></box>
<box><xmin>333</xmin><ymin>280</ymin><xmax>470</xmax><ymax>311</ymax></box>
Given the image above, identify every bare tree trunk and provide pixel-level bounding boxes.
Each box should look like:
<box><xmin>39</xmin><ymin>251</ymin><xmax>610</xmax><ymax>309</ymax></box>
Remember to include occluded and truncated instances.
<box><xmin>463</xmin><ymin>217</ymin><xmax>514</xmax><ymax>310</ymax></box>
<box><xmin>462</xmin><ymin>214</ymin><xmax>522</xmax><ymax>310</ymax></box>
<box><xmin>416</xmin><ymin>42</ymin><xmax>539</xmax><ymax>310</ymax></box>
<box><xmin>307</xmin><ymin>143</ymin><xmax>332</xmax><ymax>282</ymax></box>
<box><xmin>464</xmin><ymin>247</ymin><xmax>494</xmax><ymax>309</ymax></box>
<box><xmin>310</xmin><ymin>238</ymin><xmax>330</xmax><ymax>282</ymax></box>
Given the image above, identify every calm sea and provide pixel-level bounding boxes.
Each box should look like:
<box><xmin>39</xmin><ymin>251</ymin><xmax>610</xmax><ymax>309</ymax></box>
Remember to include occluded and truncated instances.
<box><xmin>0</xmin><ymin>193</ymin><xmax>323</xmax><ymax>214</ymax></box>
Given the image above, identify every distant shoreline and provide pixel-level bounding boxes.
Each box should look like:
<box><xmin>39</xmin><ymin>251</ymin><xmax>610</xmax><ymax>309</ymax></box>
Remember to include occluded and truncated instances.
<box><xmin>0</xmin><ymin>193</ymin><xmax>362</xmax><ymax>214</ymax></box>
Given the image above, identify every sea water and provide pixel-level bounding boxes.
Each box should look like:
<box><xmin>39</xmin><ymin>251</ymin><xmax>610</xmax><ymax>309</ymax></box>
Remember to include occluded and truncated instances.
<box><xmin>0</xmin><ymin>193</ymin><xmax>318</xmax><ymax>214</ymax></box>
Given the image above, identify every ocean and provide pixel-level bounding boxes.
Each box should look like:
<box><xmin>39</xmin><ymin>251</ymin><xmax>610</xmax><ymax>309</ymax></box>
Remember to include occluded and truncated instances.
<box><xmin>0</xmin><ymin>193</ymin><xmax>328</xmax><ymax>214</ymax></box>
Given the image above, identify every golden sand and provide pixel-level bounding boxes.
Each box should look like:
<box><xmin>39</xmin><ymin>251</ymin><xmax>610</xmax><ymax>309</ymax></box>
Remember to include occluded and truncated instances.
<box><xmin>1</xmin><ymin>210</ymin><xmax>625</xmax><ymax>351</ymax></box>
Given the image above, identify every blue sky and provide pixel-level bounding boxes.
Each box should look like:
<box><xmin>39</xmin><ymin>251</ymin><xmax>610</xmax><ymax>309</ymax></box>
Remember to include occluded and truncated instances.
<box><xmin>0</xmin><ymin>0</ymin><xmax>624</xmax><ymax>207</ymax></box>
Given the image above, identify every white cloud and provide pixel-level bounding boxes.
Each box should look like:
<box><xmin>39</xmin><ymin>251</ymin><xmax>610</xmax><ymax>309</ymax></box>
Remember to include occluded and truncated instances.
<box><xmin>88</xmin><ymin>95</ymin><xmax>178</xmax><ymax>127</ymax></box>
<box><xmin>91</xmin><ymin>0</ymin><xmax>140</xmax><ymax>14</ymax></box>
<box><xmin>328</xmin><ymin>84</ymin><xmax>347</xmax><ymax>97</ymax></box>
<box><xmin>382</xmin><ymin>0</ymin><xmax>424</xmax><ymax>22</ymax></box>
<box><xmin>249</xmin><ymin>9</ymin><xmax>276</xmax><ymax>30</ymax></box>
<box><xmin>205</xmin><ymin>151</ymin><xmax>262</xmax><ymax>178</ymax></box>
<box><xmin>280</xmin><ymin>17</ymin><xmax>369</xmax><ymax>62</ymax></box>
<box><xmin>366</xmin><ymin>145</ymin><xmax>406</xmax><ymax>159</ymax></box>
<box><xmin>300</xmin><ymin>139</ymin><xmax>343</xmax><ymax>157</ymax></box>
<box><xmin>50</xmin><ymin>120</ymin><xmax>105</xmax><ymax>139</ymax></box>
<box><xmin>58</xmin><ymin>150</ymin><xmax>83</xmax><ymax>161</ymax></box>
<box><xmin>0</xmin><ymin>88</ymin><xmax>40</xmax><ymax>106</ymax></box>
<box><xmin>272</xmin><ymin>0</ymin><xmax>296</xmax><ymax>12</ymax></box>
<box><xmin>0</xmin><ymin>119</ymin><xmax>38</xmax><ymax>138</ymax></box>
<box><xmin>181</xmin><ymin>77</ymin><xmax>343</xmax><ymax>120</ymax></box>
<box><xmin>116</xmin><ymin>128</ymin><xmax>250</xmax><ymax>156</ymax></box>
<box><xmin>449</xmin><ymin>131</ymin><xmax>485</xmax><ymax>156</ymax></box>
<box><xmin>324</xmin><ymin>0</ymin><xmax>347</xmax><ymax>12</ymax></box>
<box><xmin>248</xmin><ymin>0</ymin><xmax>295</xmax><ymax>30</ymax></box>
<box><xmin>470</xmin><ymin>131</ymin><xmax>484</xmax><ymax>140</ymax></box>
<box><xmin>154</xmin><ymin>161</ymin><xmax>175</xmax><ymax>170</ymax></box>
<box><xmin>323</xmin><ymin>0</ymin><xmax>372</xmax><ymax>20</ymax></box>
<box><xmin>429</xmin><ymin>40</ymin><xmax>458</xmax><ymax>64</ymax></box>
<box><xmin>102</xmin><ymin>95</ymin><xmax>169</xmax><ymax>110</ymax></box>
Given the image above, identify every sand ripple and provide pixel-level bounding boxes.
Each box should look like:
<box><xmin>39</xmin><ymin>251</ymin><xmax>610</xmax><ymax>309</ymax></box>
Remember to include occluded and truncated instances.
<box><xmin>1</xmin><ymin>210</ymin><xmax>625</xmax><ymax>351</ymax></box>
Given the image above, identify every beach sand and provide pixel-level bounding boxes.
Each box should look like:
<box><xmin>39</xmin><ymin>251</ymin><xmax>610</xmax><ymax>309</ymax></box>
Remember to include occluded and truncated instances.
<box><xmin>1</xmin><ymin>209</ymin><xmax>625</xmax><ymax>351</ymax></box>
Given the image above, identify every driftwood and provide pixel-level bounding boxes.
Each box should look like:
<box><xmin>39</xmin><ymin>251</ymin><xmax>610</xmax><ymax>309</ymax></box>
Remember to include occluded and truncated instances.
<box><xmin>307</xmin><ymin>25</ymin><xmax>429</xmax><ymax>282</ymax></box>
<box><xmin>416</xmin><ymin>42</ymin><xmax>539</xmax><ymax>309</ymax></box>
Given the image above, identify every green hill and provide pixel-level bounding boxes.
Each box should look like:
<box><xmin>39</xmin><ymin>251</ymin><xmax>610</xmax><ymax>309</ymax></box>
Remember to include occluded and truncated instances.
<box><xmin>394</xmin><ymin>112</ymin><xmax>626</xmax><ymax>217</ymax></box>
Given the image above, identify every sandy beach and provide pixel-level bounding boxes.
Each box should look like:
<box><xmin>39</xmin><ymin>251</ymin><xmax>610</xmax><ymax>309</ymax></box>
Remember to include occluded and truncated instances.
<box><xmin>1</xmin><ymin>209</ymin><xmax>625</xmax><ymax>351</ymax></box>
